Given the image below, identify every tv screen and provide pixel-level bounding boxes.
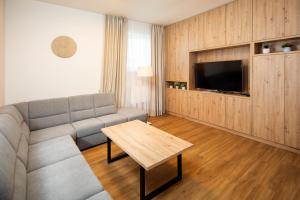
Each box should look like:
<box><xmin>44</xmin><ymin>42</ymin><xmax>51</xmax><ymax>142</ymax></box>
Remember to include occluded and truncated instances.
<box><xmin>194</xmin><ymin>60</ymin><xmax>243</xmax><ymax>92</ymax></box>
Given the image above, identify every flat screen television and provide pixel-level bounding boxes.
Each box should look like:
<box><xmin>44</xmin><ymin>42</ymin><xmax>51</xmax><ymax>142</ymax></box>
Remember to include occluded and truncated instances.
<box><xmin>194</xmin><ymin>60</ymin><xmax>243</xmax><ymax>92</ymax></box>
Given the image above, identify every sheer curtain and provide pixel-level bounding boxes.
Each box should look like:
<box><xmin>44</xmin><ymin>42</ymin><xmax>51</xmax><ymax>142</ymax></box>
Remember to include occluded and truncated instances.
<box><xmin>125</xmin><ymin>20</ymin><xmax>151</xmax><ymax>112</ymax></box>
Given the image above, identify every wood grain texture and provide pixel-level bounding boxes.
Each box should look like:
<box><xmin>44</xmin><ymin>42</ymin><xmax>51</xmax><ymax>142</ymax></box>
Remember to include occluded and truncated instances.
<box><xmin>188</xmin><ymin>14</ymin><xmax>205</xmax><ymax>51</ymax></box>
<box><xmin>253</xmin><ymin>0</ymin><xmax>285</xmax><ymax>41</ymax></box>
<box><xmin>187</xmin><ymin>90</ymin><xmax>199</xmax><ymax>120</ymax></box>
<box><xmin>165</xmin><ymin>25</ymin><xmax>176</xmax><ymax>81</ymax></box>
<box><xmin>252</xmin><ymin>55</ymin><xmax>285</xmax><ymax>144</ymax></box>
<box><xmin>101</xmin><ymin>120</ymin><xmax>193</xmax><ymax>170</ymax></box>
<box><xmin>203</xmin><ymin>6</ymin><xmax>226</xmax><ymax>48</ymax></box>
<box><xmin>165</xmin><ymin>88</ymin><xmax>176</xmax><ymax>113</ymax></box>
<box><xmin>226</xmin><ymin>96</ymin><xmax>251</xmax><ymax>134</ymax></box>
<box><xmin>284</xmin><ymin>53</ymin><xmax>300</xmax><ymax>148</ymax></box>
<box><xmin>51</xmin><ymin>36</ymin><xmax>77</xmax><ymax>58</ymax></box>
<box><xmin>285</xmin><ymin>0</ymin><xmax>300</xmax><ymax>37</ymax></box>
<box><xmin>83</xmin><ymin>115</ymin><xmax>300</xmax><ymax>200</ymax></box>
<box><xmin>226</xmin><ymin>0</ymin><xmax>252</xmax><ymax>45</ymax></box>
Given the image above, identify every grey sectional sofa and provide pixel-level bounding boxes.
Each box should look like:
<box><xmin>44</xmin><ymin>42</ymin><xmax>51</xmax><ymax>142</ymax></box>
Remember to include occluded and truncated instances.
<box><xmin>0</xmin><ymin>93</ymin><xmax>148</xmax><ymax>200</ymax></box>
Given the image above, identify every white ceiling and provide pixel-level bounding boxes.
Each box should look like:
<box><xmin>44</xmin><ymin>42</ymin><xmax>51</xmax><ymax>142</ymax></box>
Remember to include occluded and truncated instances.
<box><xmin>37</xmin><ymin>0</ymin><xmax>233</xmax><ymax>25</ymax></box>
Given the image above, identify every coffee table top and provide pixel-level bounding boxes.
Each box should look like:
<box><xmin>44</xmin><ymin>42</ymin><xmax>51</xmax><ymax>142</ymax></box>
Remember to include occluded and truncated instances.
<box><xmin>102</xmin><ymin>120</ymin><xmax>193</xmax><ymax>170</ymax></box>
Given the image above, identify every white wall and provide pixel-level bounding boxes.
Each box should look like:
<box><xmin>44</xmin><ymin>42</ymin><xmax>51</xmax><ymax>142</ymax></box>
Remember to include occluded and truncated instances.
<box><xmin>5</xmin><ymin>0</ymin><xmax>105</xmax><ymax>104</ymax></box>
<box><xmin>0</xmin><ymin>0</ymin><xmax>4</xmax><ymax>106</ymax></box>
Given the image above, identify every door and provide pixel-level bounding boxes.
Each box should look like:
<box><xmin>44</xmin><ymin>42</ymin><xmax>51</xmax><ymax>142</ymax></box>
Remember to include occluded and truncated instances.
<box><xmin>202</xmin><ymin>93</ymin><xmax>226</xmax><ymax>127</ymax></box>
<box><xmin>226</xmin><ymin>0</ymin><xmax>252</xmax><ymax>45</ymax></box>
<box><xmin>285</xmin><ymin>53</ymin><xmax>300</xmax><ymax>149</ymax></box>
<box><xmin>252</xmin><ymin>55</ymin><xmax>285</xmax><ymax>144</ymax></box>
<box><xmin>253</xmin><ymin>0</ymin><xmax>285</xmax><ymax>41</ymax></box>
<box><xmin>165</xmin><ymin>89</ymin><xmax>176</xmax><ymax>113</ymax></box>
<box><xmin>188</xmin><ymin>14</ymin><xmax>205</xmax><ymax>51</ymax></box>
<box><xmin>285</xmin><ymin>0</ymin><xmax>300</xmax><ymax>37</ymax></box>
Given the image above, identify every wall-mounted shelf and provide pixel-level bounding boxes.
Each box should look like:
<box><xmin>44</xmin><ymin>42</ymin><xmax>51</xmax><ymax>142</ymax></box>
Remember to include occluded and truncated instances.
<box><xmin>254</xmin><ymin>37</ymin><xmax>300</xmax><ymax>55</ymax></box>
<box><xmin>166</xmin><ymin>81</ymin><xmax>188</xmax><ymax>90</ymax></box>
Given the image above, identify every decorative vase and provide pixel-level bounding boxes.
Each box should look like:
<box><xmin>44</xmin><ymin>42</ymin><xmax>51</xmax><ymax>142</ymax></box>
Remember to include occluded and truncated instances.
<box><xmin>283</xmin><ymin>47</ymin><xmax>292</xmax><ymax>52</ymax></box>
<box><xmin>181</xmin><ymin>86</ymin><xmax>186</xmax><ymax>90</ymax></box>
<box><xmin>169</xmin><ymin>85</ymin><xmax>173</xmax><ymax>89</ymax></box>
<box><xmin>262</xmin><ymin>48</ymin><xmax>270</xmax><ymax>54</ymax></box>
<box><xmin>175</xmin><ymin>86</ymin><xmax>179</xmax><ymax>89</ymax></box>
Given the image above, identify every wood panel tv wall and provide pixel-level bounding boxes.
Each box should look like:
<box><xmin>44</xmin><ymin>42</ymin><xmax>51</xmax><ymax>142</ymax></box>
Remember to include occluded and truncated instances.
<box><xmin>165</xmin><ymin>0</ymin><xmax>300</xmax><ymax>153</ymax></box>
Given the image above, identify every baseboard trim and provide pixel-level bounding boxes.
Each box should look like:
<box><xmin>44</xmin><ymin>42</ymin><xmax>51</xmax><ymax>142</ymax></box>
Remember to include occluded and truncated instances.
<box><xmin>166</xmin><ymin>112</ymin><xmax>300</xmax><ymax>154</ymax></box>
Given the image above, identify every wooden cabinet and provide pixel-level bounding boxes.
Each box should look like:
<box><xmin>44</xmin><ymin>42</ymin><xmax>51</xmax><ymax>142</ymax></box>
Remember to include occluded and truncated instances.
<box><xmin>165</xmin><ymin>88</ymin><xmax>176</xmax><ymax>113</ymax></box>
<box><xmin>177</xmin><ymin>90</ymin><xmax>188</xmax><ymax>116</ymax></box>
<box><xmin>187</xmin><ymin>91</ymin><xmax>200</xmax><ymax>119</ymax></box>
<box><xmin>201</xmin><ymin>93</ymin><xmax>226</xmax><ymax>127</ymax></box>
<box><xmin>226</xmin><ymin>96</ymin><xmax>251</xmax><ymax>134</ymax></box>
<box><xmin>165</xmin><ymin>25</ymin><xmax>177</xmax><ymax>81</ymax></box>
<box><xmin>285</xmin><ymin>0</ymin><xmax>300</xmax><ymax>37</ymax></box>
<box><xmin>284</xmin><ymin>53</ymin><xmax>300</xmax><ymax>149</ymax></box>
<box><xmin>252</xmin><ymin>55</ymin><xmax>285</xmax><ymax>144</ymax></box>
<box><xmin>188</xmin><ymin>14</ymin><xmax>205</xmax><ymax>51</ymax></box>
<box><xmin>203</xmin><ymin>6</ymin><xmax>226</xmax><ymax>48</ymax></box>
<box><xmin>253</xmin><ymin>0</ymin><xmax>285</xmax><ymax>41</ymax></box>
<box><xmin>175</xmin><ymin>20</ymin><xmax>189</xmax><ymax>82</ymax></box>
<box><xmin>226</xmin><ymin>0</ymin><xmax>252</xmax><ymax>45</ymax></box>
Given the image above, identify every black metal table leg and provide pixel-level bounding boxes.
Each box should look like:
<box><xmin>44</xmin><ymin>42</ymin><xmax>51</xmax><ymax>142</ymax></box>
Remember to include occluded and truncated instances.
<box><xmin>107</xmin><ymin>137</ymin><xmax>128</xmax><ymax>164</ymax></box>
<box><xmin>140</xmin><ymin>154</ymin><xmax>183</xmax><ymax>200</ymax></box>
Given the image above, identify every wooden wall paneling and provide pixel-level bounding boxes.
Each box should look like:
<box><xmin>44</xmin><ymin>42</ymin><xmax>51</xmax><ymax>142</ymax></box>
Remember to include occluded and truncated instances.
<box><xmin>202</xmin><ymin>93</ymin><xmax>226</xmax><ymax>127</ymax></box>
<box><xmin>187</xmin><ymin>91</ymin><xmax>199</xmax><ymax>119</ymax></box>
<box><xmin>226</xmin><ymin>0</ymin><xmax>252</xmax><ymax>45</ymax></box>
<box><xmin>166</xmin><ymin>88</ymin><xmax>176</xmax><ymax>113</ymax></box>
<box><xmin>179</xmin><ymin>90</ymin><xmax>189</xmax><ymax>116</ymax></box>
<box><xmin>188</xmin><ymin>14</ymin><xmax>205</xmax><ymax>51</ymax></box>
<box><xmin>165</xmin><ymin>25</ymin><xmax>177</xmax><ymax>81</ymax></box>
<box><xmin>226</xmin><ymin>96</ymin><xmax>251</xmax><ymax>134</ymax></box>
<box><xmin>175</xmin><ymin>20</ymin><xmax>189</xmax><ymax>82</ymax></box>
<box><xmin>203</xmin><ymin>6</ymin><xmax>226</xmax><ymax>48</ymax></box>
<box><xmin>284</xmin><ymin>53</ymin><xmax>300</xmax><ymax>149</ymax></box>
<box><xmin>253</xmin><ymin>0</ymin><xmax>285</xmax><ymax>41</ymax></box>
<box><xmin>252</xmin><ymin>55</ymin><xmax>285</xmax><ymax>144</ymax></box>
<box><xmin>285</xmin><ymin>0</ymin><xmax>300</xmax><ymax>37</ymax></box>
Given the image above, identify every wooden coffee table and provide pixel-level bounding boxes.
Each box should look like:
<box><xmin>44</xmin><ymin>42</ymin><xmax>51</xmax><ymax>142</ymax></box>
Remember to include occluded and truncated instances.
<box><xmin>101</xmin><ymin>120</ymin><xmax>193</xmax><ymax>200</ymax></box>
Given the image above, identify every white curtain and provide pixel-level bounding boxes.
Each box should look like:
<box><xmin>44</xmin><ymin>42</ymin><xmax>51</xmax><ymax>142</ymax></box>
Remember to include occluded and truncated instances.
<box><xmin>125</xmin><ymin>20</ymin><xmax>151</xmax><ymax>112</ymax></box>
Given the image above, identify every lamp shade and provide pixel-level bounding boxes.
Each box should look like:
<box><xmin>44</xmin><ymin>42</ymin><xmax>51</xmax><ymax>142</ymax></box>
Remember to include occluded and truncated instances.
<box><xmin>137</xmin><ymin>66</ymin><xmax>153</xmax><ymax>77</ymax></box>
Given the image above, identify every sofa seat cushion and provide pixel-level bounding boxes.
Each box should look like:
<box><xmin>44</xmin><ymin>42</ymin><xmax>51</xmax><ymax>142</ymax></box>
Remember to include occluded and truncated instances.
<box><xmin>30</xmin><ymin>124</ymin><xmax>76</xmax><ymax>145</ymax></box>
<box><xmin>86</xmin><ymin>191</ymin><xmax>112</xmax><ymax>200</ymax></box>
<box><xmin>118</xmin><ymin>108</ymin><xmax>148</xmax><ymax>122</ymax></box>
<box><xmin>97</xmin><ymin>113</ymin><xmax>127</xmax><ymax>127</ymax></box>
<box><xmin>72</xmin><ymin>118</ymin><xmax>105</xmax><ymax>138</ymax></box>
<box><xmin>28</xmin><ymin>136</ymin><xmax>80</xmax><ymax>172</ymax></box>
<box><xmin>27</xmin><ymin>155</ymin><xmax>104</xmax><ymax>200</ymax></box>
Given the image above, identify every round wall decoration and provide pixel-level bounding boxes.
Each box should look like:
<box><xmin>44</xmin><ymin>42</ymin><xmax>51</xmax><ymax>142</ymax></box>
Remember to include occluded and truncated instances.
<box><xmin>51</xmin><ymin>36</ymin><xmax>77</xmax><ymax>58</ymax></box>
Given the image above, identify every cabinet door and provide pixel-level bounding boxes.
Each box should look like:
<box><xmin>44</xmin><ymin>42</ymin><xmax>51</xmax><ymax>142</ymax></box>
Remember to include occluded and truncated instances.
<box><xmin>285</xmin><ymin>53</ymin><xmax>300</xmax><ymax>149</ymax></box>
<box><xmin>187</xmin><ymin>91</ymin><xmax>199</xmax><ymax>119</ymax></box>
<box><xmin>166</xmin><ymin>89</ymin><xmax>176</xmax><ymax>113</ymax></box>
<box><xmin>178</xmin><ymin>90</ymin><xmax>188</xmax><ymax>116</ymax></box>
<box><xmin>204</xmin><ymin>6</ymin><xmax>226</xmax><ymax>48</ymax></box>
<box><xmin>252</xmin><ymin>55</ymin><xmax>285</xmax><ymax>144</ymax></box>
<box><xmin>175</xmin><ymin>20</ymin><xmax>189</xmax><ymax>82</ymax></box>
<box><xmin>188</xmin><ymin>14</ymin><xmax>205</xmax><ymax>51</ymax></box>
<box><xmin>165</xmin><ymin>25</ymin><xmax>176</xmax><ymax>81</ymax></box>
<box><xmin>202</xmin><ymin>93</ymin><xmax>226</xmax><ymax>127</ymax></box>
<box><xmin>226</xmin><ymin>97</ymin><xmax>251</xmax><ymax>134</ymax></box>
<box><xmin>285</xmin><ymin>0</ymin><xmax>300</xmax><ymax>37</ymax></box>
<box><xmin>226</xmin><ymin>0</ymin><xmax>252</xmax><ymax>45</ymax></box>
<box><xmin>253</xmin><ymin>0</ymin><xmax>285</xmax><ymax>41</ymax></box>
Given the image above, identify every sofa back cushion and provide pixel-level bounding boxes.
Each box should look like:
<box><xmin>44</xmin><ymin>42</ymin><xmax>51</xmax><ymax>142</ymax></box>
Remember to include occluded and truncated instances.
<box><xmin>14</xmin><ymin>102</ymin><xmax>29</xmax><ymax>125</ymax></box>
<box><xmin>0</xmin><ymin>105</ymin><xmax>24</xmax><ymax>125</ymax></box>
<box><xmin>94</xmin><ymin>93</ymin><xmax>117</xmax><ymax>117</ymax></box>
<box><xmin>69</xmin><ymin>94</ymin><xmax>95</xmax><ymax>122</ymax></box>
<box><xmin>28</xmin><ymin>98</ymin><xmax>70</xmax><ymax>131</ymax></box>
<box><xmin>0</xmin><ymin>114</ymin><xmax>22</xmax><ymax>151</ymax></box>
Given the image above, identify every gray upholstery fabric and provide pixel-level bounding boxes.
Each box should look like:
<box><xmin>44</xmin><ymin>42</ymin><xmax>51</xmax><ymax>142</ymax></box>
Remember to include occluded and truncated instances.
<box><xmin>13</xmin><ymin>159</ymin><xmax>27</xmax><ymax>200</ymax></box>
<box><xmin>0</xmin><ymin>105</ymin><xmax>24</xmax><ymax>124</ymax></box>
<box><xmin>0</xmin><ymin>134</ymin><xmax>16</xmax><ymax>200</ymax></box>
<box><xmin>97</xmin><ymin>113</ymin><xmax>127</xmax><ymax>127</ymax></box>
<box><xmin>0</xmin><ymin>114</ymin><xmax>22</xmax><ymax>151</ymax></box>
<box><xmin>28</xmin><ymin>98</ymin><xmax>70</xmax><ymax>131</ymax></box>
<box><xmin>30</xmin><ymin>124</ymin><xmax>76</xmax><ymax>145</ymax></box>
<box><xmin>28</xmin><ymin>136</ymin><xmax>80</xmax><ymax>172</ymax></box>
<box><xmin>14</xmin><ymin>102</ymin><xmax>29</xmax><ymax>125</ymax></box>
<box><xmin>94</xmin><ymin>93</ymin><xmax>117</xmax><ymax>117</ymax></box>
<box><xmin>72</xmin><ymin>118</ymin><xmax>105</xmax><ymax>138</ymax></box>
<box><xmin>17</xmin><ymin>134</ymin><xmax>29</xmax><ymax>167</ymax></box>
<box><xmin>69</xmin><ymin>94</ymin><xmax>95</xmax><ymax>122</ymax></box>
<box><xmin>21</xmin><ymin>122</ymin><xmax>30</xmax><ymax>142</ymax></box>
<box><xmin>118</xmin><ymin>107</ymin><xmax>148</xmax><ymax>122</ymax></box>
<box><xmin>86</xmin><ymin>191</ymin><xmax>112</xmax><ymax>200</ymax></box>
<box><xmin>76</xmin><ymin>133</ymin><xmax>107</xmax><ymax>150</ymax></box>
<box><xmin>27</xmin><ymin>155</ymin><xmax>104</xmax><ymax>200</ymax></box>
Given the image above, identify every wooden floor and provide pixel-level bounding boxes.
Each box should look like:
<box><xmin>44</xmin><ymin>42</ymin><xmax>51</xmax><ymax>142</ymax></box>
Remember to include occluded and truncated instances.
<box><xmin>83</xmin><ymin>115</ymin><xmax>300</xmax><ymax>200</ymax></box>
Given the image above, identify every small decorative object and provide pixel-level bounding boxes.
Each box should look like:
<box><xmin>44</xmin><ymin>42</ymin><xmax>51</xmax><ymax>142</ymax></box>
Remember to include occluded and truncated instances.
<box><xmin>282</xmin><ymin>43</ymin><xmax>293</xmax><ymax>52</ymax></box>
<box><xmin>180</xmin><ymin>83</ymin><xmax>186</xmax><ymax>90</ymax></box>
<box><xmin>174</xmin><ymin>82</ymin><xmax>180</xmax><ymax>89</ymax></box>
<box><xmin>262</xmin><ymin>44</ymin><xmax>271</xmax><ymax>54</ymax></box>
<box><xmin>169</xmin><ymin>85</ymin><xmax>173</xmax><ymax>89</ymax></box>
<box><xmin>51</xmin><ymin>36</ymin><xmax>77</xmax><ymax>58</ymax></box>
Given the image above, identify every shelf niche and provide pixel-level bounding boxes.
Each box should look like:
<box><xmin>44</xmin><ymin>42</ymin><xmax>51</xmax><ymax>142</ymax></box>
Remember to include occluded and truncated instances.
<box><xmin>189</xmin><ymin>44</ymin><xmax>251</xmax><ymax>95</ymax></box>
<box><xmin>255</xmin><ymin>37</ymin><xmax>300</xmax><ymax>55</ymax></box>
